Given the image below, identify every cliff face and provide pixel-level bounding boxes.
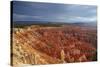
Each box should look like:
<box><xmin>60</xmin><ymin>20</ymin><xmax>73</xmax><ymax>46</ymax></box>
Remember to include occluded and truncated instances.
<box><xmin>11</xmin><ymin>25</ymin><xmax>97</xmax><ymax>66</ymax></box>
<box><xmin>12</xmin><ymin>27</ymin><xmax>61</xmax><ymax>66</ymax></box>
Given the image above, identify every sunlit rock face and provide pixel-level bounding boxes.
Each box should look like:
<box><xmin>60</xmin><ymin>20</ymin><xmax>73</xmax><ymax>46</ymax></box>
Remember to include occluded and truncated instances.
<box><xmin>11</xmin><ymin>25</ymin><xmax>97</xmax><ymax>66</ymax></box>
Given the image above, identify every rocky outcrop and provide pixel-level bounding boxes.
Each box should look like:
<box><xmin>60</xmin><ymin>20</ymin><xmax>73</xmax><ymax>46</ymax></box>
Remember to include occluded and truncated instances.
<box><xmin>11</xmin><ymin>26</ymin><xmax>97</xmax><ymax>66</ymax></box>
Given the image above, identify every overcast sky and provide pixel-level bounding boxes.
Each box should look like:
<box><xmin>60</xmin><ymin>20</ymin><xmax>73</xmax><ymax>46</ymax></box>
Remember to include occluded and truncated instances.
<box><xmin>12</xmin><ymin>1</ymin><xmax>97</xmax><ymax>23</ymax></box>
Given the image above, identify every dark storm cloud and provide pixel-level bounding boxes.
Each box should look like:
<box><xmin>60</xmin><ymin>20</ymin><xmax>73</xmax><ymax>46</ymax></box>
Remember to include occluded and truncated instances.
<box><xmin>12</xmin><ymin>1</ymin><xmax>97</xmax><ymax>22</ymax></box>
